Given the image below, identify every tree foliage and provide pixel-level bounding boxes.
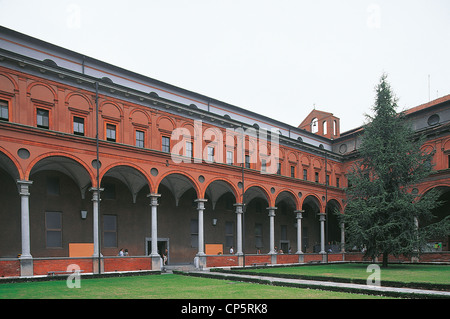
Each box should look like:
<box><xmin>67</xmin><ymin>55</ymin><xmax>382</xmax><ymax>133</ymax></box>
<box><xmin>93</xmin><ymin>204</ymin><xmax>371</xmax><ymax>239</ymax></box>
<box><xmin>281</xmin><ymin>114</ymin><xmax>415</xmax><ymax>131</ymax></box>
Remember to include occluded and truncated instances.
<box><xmin>340</xmin><ymin>74</ymin><xmax>449</xmax><ymax>267</ymax></box>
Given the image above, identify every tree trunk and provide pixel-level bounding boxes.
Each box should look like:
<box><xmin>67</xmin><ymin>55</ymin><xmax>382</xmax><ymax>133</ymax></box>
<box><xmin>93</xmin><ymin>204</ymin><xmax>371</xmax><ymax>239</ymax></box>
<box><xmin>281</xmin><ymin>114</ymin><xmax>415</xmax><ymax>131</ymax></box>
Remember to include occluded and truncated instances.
<box><xmin>382</xmin><ymin>251</ymin><xmax>389</xmax><ymax>268</ymax></box>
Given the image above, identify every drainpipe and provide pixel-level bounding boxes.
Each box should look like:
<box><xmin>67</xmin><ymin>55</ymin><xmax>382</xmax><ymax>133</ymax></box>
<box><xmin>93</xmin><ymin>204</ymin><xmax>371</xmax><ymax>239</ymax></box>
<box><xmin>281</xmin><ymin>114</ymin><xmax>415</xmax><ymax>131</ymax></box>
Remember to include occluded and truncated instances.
<box><xmin>95</xmin><ymin>81</ymin><xmax>101</xmax><ymax>274</ymax></box>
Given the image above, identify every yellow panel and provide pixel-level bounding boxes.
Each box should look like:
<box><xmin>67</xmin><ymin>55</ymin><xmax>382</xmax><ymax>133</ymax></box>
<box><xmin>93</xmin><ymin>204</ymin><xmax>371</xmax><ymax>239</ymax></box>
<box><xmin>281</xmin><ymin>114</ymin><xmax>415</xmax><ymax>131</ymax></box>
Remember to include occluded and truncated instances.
<box><xmin>69</xmin><ymin>243</ymin><xmax>94</xmax><ymax>257</ymax></box>
<box><xmin>205</xmin><ymin>244</ymin><xmax>223</xmax><ymax>255</ymax></box>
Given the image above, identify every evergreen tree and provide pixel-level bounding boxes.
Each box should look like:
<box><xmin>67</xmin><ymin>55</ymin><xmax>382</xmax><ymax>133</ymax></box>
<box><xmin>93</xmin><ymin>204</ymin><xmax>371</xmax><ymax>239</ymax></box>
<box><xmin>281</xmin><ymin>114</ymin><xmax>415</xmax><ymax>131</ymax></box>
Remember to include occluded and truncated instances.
<box><xmin>340</xmin><ymin>74</ymin><xmax>449</xmax><ymax>267</ymax></box>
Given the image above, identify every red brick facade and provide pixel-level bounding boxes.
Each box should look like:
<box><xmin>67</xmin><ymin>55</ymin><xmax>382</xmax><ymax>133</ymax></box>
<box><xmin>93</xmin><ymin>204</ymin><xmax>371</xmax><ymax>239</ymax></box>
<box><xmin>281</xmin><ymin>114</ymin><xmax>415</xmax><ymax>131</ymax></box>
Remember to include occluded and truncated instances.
<box><xmin>0</xmin><ymin>26</ymin><xmax>448</xmax><ymax>278</ymax></box>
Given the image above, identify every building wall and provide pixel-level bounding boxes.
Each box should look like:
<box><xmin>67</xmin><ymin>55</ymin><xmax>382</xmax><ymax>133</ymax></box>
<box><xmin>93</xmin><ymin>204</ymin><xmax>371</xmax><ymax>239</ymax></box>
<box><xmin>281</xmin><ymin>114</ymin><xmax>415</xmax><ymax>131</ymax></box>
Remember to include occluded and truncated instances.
<box><xmin>0</xmin><ymin>28</ymin><xmax>448</xmax><ymax>272</ymax></box>
<box><xmin>0</xmin><ymin>64</ymin><xmax>345</xmax><ymax>265</ymax></box>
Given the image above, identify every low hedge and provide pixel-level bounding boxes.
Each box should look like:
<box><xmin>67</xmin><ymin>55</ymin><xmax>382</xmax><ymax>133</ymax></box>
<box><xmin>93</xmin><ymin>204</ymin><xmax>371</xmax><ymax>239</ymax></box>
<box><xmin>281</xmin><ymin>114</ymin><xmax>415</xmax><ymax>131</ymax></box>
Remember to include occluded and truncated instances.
<box><xmin>210</xmin><ymin>268</ymin><xmax>450</xmax><ymax>292</ymax></box>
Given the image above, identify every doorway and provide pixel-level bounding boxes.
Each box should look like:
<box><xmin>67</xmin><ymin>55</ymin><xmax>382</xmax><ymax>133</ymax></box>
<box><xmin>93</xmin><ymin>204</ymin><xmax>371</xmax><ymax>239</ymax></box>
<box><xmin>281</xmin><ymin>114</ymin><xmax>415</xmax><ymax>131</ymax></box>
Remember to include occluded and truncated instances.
<box><xmin>145</xmin><ymin>237</ymin><xmax>169</xmax><ymax>264</ymax></box>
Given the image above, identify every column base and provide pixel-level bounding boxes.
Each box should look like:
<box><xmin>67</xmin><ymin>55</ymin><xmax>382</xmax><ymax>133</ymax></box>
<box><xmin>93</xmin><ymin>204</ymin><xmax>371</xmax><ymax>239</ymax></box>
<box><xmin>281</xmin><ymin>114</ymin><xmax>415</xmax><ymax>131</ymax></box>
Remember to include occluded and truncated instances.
<box><xmin>151</xmin><ymin>255</ymin><xmax>162</xmax><ymax>271</ymax></box>
<box><xmin>194</xmin><ymin>255</ymin><xmax>207</xmax><ymax>270</ymax></box>
<box><xmin>19</xmin><ymin>256</ymin><xmax>33</xmax><ymax>277</ymax></box>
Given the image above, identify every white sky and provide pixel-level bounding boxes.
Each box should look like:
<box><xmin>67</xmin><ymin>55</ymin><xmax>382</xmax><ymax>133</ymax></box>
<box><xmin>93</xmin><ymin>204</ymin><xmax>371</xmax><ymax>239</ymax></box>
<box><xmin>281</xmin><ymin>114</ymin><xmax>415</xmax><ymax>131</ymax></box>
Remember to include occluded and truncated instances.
<box><xmin>1</xmin><ymin>0</ymin><xmax>449</xmax><ymax>132</ymax></box>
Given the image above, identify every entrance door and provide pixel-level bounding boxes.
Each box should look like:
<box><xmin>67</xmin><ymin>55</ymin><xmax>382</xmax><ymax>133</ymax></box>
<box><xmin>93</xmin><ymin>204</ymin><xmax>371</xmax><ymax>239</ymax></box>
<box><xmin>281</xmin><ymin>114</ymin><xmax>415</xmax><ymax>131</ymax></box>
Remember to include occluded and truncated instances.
<box><xmin>280</xmin><ymin>241</ymin><xmax>289</xmax><ymax>254</ymax></box>
<box><xmin>146</xmin><ymin>238</ymin><xmax>169</xmax><ymax>264</ymax></box>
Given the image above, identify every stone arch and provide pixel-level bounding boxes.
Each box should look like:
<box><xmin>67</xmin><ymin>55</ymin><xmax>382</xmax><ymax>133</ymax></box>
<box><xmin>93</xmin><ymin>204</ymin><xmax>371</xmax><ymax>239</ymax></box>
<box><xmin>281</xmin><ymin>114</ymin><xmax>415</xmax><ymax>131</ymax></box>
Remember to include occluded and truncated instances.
<box><xmin>244</xmin><ymin>184</ymin><xmax>272</xmax><ymax>207</ymax></box>
<box><xmin>100</xmin><ymin>162</ymin><xmax>154</xmax><ymax>203</ymax></box>
<box><xmin>27</xmin><ymin>153</ymin><xmax>94</xmax><ymax>199</ymax></box>
<box><xmin>0</xmin><ymin>146</ymin><xmax>23</xmax><ymax>180</ymax></box>
<box><xmin>204</xmin><ymin>178</ymin><xmax>240</xmax><ymax>210</ymax></box>
<box><xmin>156</xmin><ymin>171</ymin><xmax>201</xmax><ymax>206</ymax></box>
<box><xmin>275</xmin><ymin>189</ymin><xmax>300</xmax><ymax>211</ymax></box>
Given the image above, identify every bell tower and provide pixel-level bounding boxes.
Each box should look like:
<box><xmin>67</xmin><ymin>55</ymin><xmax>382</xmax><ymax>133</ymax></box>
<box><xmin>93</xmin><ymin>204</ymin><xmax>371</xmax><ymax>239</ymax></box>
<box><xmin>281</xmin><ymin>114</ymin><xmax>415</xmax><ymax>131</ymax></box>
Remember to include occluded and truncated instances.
<box><xmin>298</xmin><ymin>109</ymin><xmax>340</xmax><ymax>139</ymax></box>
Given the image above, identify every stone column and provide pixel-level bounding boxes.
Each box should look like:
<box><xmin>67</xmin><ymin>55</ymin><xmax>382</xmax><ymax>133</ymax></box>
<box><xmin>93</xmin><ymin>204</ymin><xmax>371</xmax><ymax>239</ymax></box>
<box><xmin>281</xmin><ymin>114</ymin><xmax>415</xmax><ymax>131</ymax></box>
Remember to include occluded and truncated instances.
<box><xmin>148</xmin><ymin>194</ymin><xmax>161</xmax><ymax>256</ymax></box>
<box><xmin>318</xmin><ymin>213</ymin><xmax>326</xmax><ymax>254</ymax></box>
<box><xmin>148</xmin><ymin>193</ymin><xmax>161</xmax><ymax>270</ymax></box>
<box><xmin>267</xmin><ymin>207</ymin><xmax>277</xmax><ymax>254</ymax></box>
<box><xmin>295</xmin><ymin>210</ymin><xmax>304</xmax><ymax>254</ymax></box>
<box><xmin>195</xmin><ymin>199</ymin><xmax>208</xmax><ymax>256</ymax></box>
<box><xmin>17</xmin><ymin>180</ymin><xmax>33</xmax><ymax>259</ymax></box>
<box><xmin>90</xmin><ymin>187</ymin><xmax>103</xmax><ymax>261</ymax></box>
<box><xmin>17</xmin><ymin>180</ymin><xmax>33</xmax><ymax>276</ymax></box>
<box><xmin>234</xmin><ymin>203</ymin><xmax>244</xmax><ymax>255</ymax></box>
<box><xmin>340</xmin><ymin>222</ymin><xmax>345</xmax><ymax>252</ymax></box>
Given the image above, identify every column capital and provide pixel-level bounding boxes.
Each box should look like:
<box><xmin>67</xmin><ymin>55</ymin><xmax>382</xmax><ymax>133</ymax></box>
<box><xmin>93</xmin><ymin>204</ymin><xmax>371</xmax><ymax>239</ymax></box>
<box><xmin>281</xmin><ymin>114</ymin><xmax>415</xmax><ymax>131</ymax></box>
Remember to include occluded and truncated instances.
<box><xmin>234</xmin><ymin>203</ymin><xmax>244</xmax><ymax>214</ymax></box>
<box><xmin>294</xmin><ymin>210</ymin><xmax>304</xmax><ymax>219</ymax></box>
<box><xmin>318</xmin><ymin>213</ymin><xmax>326</xmax><ymax>221</ymax></box>
<box><xmin>266</xmin><ymin>207</ymin><xmax>277</xmax><ymax>217</ymax></box>
<box><xmin>195</xmin><ymin>198</ymin><xmax>207</xmax><ymax>210</ymax></box>
<box><xmin>147</xmin><ymin>193</ymin><xmax>161</xmax><ymax>206</ymax></box>
<box><xmin>17</xmin><ymin>180</ymin><xmax>33</xmax><ymax>196</ymax></box>
<box><xmin>89</xmin><ymin>187</ymin><xmax>104</xmax><ymax>201</ymax></box>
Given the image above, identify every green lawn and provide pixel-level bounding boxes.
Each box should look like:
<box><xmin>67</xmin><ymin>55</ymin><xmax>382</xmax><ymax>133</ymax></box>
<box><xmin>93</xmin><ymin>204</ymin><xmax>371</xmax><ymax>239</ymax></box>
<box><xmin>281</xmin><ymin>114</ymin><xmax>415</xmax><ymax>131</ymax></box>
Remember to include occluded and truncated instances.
<box><xmin>0</xmin><ymin>273</ymin><xmax>389</xmax><ymax>299</ymax></box>
<box><xmin>235</xmin><ymin>263</ymin><xmax>450</xmax><ymax>285</ymax></box>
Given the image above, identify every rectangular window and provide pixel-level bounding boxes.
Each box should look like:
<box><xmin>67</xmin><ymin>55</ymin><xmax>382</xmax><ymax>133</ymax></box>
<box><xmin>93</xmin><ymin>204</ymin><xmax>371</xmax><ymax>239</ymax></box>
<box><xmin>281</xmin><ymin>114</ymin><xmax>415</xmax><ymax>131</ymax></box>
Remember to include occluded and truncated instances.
<box><xmin>46</xmin><ymin>212</ymin><xmax>62</xmax><ymax>248</ymax></box>
<box><xmin>106</xmin><ymin>124</ymin><xmax>116</xmax><ymax>142</ymax></box>
<box><xmin>225</xmin><ymin>221</ymin><xmax>234</xmax><ymax>248</ymax></box>
<box><xmin>37</xmin><ymin>108</ymin><xmax>49</xmax><ymax>129</ymax></box>
<box><xmin>261</xmin><ymin>159</ymin><xmax>266</xmax><ymax>172</ymax></box>
<box><xmin>226</xmin><ymin>151</ymin><xmax>233</xmax><ymax>165</ymax></box>
<box><xmin>186</xmin><ymin>141</ymin><xmax>193</xmax><ymax>158</ymax></box>
<box><xmin>0</xmin><ymin>100</ymin><xmax>8</xmax><ymax>121</ymax></box>
<box><xmin>336</xmin><ymin>177</ymin><xmax>340</xmax><ymax>188</ymax></box>
<box><xmin>136</xmin><ymin>130</ymin><xmax>145</xmax><ymax>148</ymax></box>
<box><xmin>103</xmin><ymin>215</ymin><xmax>117</xmax><ymax>248</ymax></box>
<box><xmin>303</xmin><ymin>169</ymin><xmax>308</xmax><ymax>180</ymax></box>
<box><xmin>162</xmin><ymin>136</ymin><xmax>170</xmax><ymax>153</ymax></box>
<box><xmin>255</xmin><ymin>223</ymin><xmax>263</xmax><ymax>248</ymax></box>
<box><xmin>315</xmin><ymin>172</ymin><xmax>319</xmax><ymax>183</ymax></box>
<box><xmin>73</xmin><ymin>116</ymin><xmax>85</xmax><ymax>136</ymax></box>
<box><xmin>207</xmin><ymin>146</ymin><xmax>215</xmax><ymax>162</ymax></box>
<box><xmin>326</xmin><ymin>174</ymin><xmax>330</xmax><ymax>186</ymax></box>
<box><xmin>277</xmin><ymin>163</ymin><xmax>281</xmax><ymax>175</ymax></box>
<box><xmin>291</xmin><ymin>166</ymin><xmax>295</xmax><ymax>178</ymax></box>
<box><xmin>190</xmin><ymin>219</ymin><xmax>198</xmax><ymax>248</ymax></box>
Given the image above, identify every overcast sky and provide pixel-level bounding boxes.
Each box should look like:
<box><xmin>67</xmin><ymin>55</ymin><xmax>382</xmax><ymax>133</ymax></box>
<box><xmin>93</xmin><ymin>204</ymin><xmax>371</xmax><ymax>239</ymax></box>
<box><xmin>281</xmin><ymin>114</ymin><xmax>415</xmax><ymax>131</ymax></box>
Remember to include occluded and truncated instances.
<box><xmin>1</xmin><ymin>0</ymin><xmax>449</xmax><ymax>132</ymax></box>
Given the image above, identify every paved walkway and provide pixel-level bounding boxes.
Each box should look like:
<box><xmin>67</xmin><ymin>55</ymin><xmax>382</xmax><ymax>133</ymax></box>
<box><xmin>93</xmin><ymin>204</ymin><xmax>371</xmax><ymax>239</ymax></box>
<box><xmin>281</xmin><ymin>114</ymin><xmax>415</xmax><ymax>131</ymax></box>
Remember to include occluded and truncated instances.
<box><xmin>185</xmin><ymin>270</ymin><xmax>450</xmax><ymax>298</ymax></box>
